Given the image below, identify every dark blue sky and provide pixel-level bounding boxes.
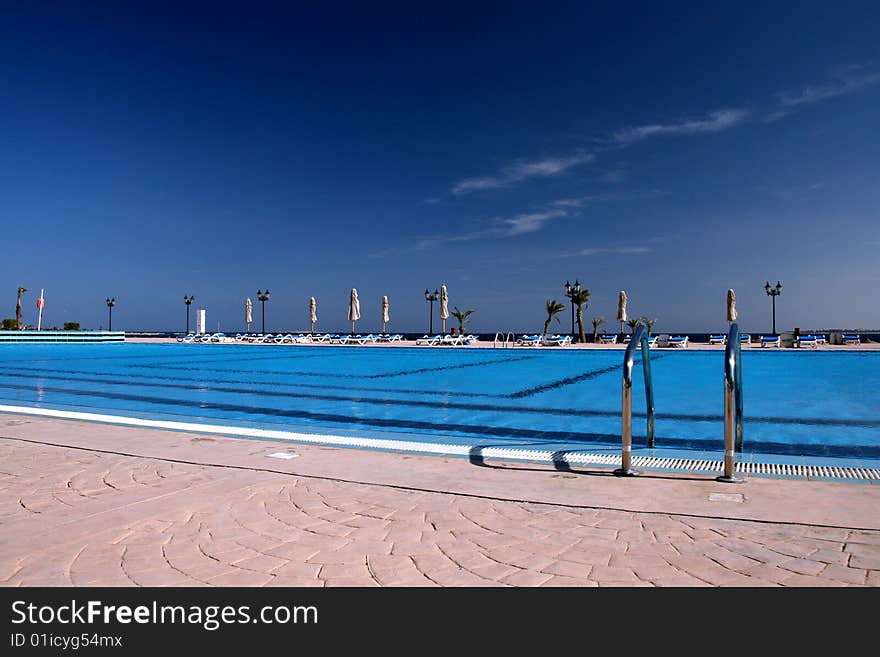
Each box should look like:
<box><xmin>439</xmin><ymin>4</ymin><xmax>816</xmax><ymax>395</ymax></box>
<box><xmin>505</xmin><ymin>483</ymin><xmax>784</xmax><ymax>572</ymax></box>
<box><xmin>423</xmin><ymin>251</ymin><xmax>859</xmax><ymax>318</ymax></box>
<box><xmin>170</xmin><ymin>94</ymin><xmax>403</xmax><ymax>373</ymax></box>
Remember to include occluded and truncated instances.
<box><xmin>2</xmin><ymin>2</ymin><xmax>878</xmax><ymax>333</ymax></box>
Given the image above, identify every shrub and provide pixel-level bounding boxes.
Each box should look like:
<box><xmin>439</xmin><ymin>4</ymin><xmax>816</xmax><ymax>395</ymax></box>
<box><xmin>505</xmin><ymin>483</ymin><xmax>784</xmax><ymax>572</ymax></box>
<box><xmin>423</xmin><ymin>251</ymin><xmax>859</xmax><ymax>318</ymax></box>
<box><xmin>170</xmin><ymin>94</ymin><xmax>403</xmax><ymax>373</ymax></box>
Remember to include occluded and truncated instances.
<box><xmin>63</xmin><ymin>322</ymin><xmax>81</xmax><ymax>331</ymax></box>
<box><xmin>1</xmin><ymin>318</ymin><xmax>17</xmax><ymax>330</ymax></box>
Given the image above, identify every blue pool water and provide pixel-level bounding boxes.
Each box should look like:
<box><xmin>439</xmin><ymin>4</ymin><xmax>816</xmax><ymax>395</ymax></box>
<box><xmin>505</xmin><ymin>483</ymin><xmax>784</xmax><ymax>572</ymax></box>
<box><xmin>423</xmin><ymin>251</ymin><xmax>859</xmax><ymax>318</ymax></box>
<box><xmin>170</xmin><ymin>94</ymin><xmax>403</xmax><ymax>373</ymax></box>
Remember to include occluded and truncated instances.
<box><xmin>0</xmin><ymin>343</ymin><xmax>878</xmax><ymax>461</ymax></box>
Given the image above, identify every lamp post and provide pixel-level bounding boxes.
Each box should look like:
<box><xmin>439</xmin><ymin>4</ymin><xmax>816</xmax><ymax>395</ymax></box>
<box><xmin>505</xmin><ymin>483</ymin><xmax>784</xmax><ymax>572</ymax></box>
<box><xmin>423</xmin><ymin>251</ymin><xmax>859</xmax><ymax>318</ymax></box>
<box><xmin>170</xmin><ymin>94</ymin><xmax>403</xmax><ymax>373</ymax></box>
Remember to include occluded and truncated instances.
<box><xmin>764</xmin><ymin>281</ymin><xmax>782</xmax><ymax>335</ymax></box>
<box><xmin>184</xmin><ymin>295</ymin><xmax>195</xmax><ymax>333</ymax></box>
<box><xmin>105</xmin><ymin>297</ymin><xmax>116</xmax><ymax>331</ymax></box>
<box><xmin>257</xmin><ymin>289</ymin><xmax>270</xmax><ymax>334</ymax></box>
<box><xmin>564</xmin><ymin>280</ymin><xmax>581</xmax><ymax>338</ymax></box>
<box><xmin>424</xmin><ymin>288</ymin><xmax>439</xmax><ymax>335</ymax></box>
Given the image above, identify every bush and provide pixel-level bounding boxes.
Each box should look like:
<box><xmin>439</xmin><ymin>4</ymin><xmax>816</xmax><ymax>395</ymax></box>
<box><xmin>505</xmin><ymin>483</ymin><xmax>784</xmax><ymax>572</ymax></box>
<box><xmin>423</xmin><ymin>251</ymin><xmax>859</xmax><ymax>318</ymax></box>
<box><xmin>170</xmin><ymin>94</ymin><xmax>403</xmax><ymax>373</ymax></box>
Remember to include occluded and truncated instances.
<box><xmin>63</xmin><ymin>322</ymin><xmax>81</xmax><ymax>331</ymax></box>
<box><xmin>1</xmin><ymin>318</ymin><xmax>17</xmax><ymax>330</ymax></box>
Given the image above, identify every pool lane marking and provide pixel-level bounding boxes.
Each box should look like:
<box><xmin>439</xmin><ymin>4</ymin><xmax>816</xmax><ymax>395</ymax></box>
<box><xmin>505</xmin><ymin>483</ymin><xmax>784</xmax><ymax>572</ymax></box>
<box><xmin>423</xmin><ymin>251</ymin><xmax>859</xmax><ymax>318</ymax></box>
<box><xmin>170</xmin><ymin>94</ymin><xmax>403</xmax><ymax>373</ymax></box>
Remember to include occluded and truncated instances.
<box><xmin>1</xmin><ymin>369</ymin><xmax>879</xmax><ymax>429</ymax></box>
<box><xmin>129</xmin><ymin>353</ymin><xmax>540</xmax><ymax>379</ymax></box>
<box><xmin>2</xmin><ymin>405</ymin><xmax>877</xmax><ymax>483</ymax></box>
<box><xmin>509</xmin><ymin>354</ymin><xmax>668</xmax><ymax>398</ymax></box>
<box><xmin>0</xmin><ymin>381</ymin><xmax>622</xmax><ymax>444</ymax></box>
<box><xmin>0</xmin><ymin>365</ymin><xmax>503</xmax><ymax>400</ymax></box>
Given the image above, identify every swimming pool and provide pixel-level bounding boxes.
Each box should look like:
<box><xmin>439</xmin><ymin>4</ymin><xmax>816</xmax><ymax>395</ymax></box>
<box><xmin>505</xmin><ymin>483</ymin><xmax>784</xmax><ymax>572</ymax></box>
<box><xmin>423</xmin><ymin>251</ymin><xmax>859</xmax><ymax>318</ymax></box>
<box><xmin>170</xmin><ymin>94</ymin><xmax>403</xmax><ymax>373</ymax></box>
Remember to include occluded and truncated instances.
<box><xmin>0</xmin><ymin>343</ymin><xmax>878</xmax><ymax>464</ymax></box>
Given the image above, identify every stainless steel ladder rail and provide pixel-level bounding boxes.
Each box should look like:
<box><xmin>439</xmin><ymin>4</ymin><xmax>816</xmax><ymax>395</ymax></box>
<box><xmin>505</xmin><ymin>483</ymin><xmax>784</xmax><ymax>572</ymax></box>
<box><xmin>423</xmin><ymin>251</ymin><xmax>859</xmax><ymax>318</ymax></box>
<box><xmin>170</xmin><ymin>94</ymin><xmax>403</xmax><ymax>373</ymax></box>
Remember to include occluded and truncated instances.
<box><xmin>614</xmin><ymin>324</ymin><xmax>655</xmax><ymax>476</ymax></box>
<box><xmin>718</xmin><ymin>322</ymin><xmax>745</xmax><ymax>483</ymax></box>
<box><xmin>494</xmin><ymin>332</ymin><xmax>516</xmax><ymax>348</ymax></box>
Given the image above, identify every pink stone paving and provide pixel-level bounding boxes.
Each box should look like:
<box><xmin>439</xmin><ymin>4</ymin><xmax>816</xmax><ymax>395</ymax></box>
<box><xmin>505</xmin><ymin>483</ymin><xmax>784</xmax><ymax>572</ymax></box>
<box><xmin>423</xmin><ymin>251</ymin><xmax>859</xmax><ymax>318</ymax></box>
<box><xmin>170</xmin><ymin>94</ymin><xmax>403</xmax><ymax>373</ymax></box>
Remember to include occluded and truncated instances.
<box><xmin>0</xmin><ymin>414</ymin><xmax>878</xmax><ymax>587</ymax></box>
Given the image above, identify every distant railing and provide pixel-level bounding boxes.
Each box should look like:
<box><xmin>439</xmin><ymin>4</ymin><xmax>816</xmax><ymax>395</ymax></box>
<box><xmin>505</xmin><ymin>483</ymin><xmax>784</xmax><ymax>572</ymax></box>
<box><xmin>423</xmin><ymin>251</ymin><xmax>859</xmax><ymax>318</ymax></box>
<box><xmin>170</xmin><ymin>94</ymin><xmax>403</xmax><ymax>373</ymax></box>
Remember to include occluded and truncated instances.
<box><xmin>0</xmin><ymin>331</ymin><xmax>125</xmax><ymax>343</ymax></box>
<box><xmin>615</xmin><ymin>324</ymin><xmax>655</xmax><ymax>476</ymax></box>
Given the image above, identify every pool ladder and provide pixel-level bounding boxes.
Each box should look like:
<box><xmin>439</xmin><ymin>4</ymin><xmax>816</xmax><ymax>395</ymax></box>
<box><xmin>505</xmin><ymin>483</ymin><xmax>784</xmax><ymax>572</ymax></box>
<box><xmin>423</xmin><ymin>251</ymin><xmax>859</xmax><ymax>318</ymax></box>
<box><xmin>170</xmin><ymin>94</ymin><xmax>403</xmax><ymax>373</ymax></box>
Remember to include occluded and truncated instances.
<box><xmin>615</xmin><ymin>324</ymin><xmax>655</xmax><ymax>476</ymax></box>
<box><xmin>493</xmin><ymin>332</ymin><xmax>515</xmax><ymax>348</ymax></box>
<box><xmin>719</xmin><ymin>322</ymin><xmax>745</xmax><ymax>483</ymax></box>
<box><xmin>614</xmin><ymin>322</ymin><xmax>745</xmax><ymax>482</ymax></box>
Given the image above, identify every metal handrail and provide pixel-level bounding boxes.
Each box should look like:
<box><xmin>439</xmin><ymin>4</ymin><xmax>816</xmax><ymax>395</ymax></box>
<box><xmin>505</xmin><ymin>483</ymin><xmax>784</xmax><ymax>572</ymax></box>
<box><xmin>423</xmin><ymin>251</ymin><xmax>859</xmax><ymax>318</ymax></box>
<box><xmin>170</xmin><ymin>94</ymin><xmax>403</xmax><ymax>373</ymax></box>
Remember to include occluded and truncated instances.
<box><xmin>615</xmin><ymin>324</ymin><xmax>655</xmax><ymax>476</ymax></box>
<box><xmin>719</xmin><ymin>322</ymin><xmax>745</xmax><ymax>483</ymax></box>
<box><xmin>493</xmin><ymin>332</ymin><xmax>516</xmax><ymax>348</ymax></box>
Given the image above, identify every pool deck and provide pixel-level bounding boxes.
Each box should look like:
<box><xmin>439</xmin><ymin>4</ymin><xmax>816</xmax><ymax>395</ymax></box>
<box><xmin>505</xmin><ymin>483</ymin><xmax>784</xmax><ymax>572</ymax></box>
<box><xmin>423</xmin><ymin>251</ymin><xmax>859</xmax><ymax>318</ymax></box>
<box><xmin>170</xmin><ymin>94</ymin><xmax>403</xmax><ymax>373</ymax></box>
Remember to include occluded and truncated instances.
<box><xmin>1</xmin><ymin>413</ymin><xmax>878</xmax><ymax>587</ymax></box>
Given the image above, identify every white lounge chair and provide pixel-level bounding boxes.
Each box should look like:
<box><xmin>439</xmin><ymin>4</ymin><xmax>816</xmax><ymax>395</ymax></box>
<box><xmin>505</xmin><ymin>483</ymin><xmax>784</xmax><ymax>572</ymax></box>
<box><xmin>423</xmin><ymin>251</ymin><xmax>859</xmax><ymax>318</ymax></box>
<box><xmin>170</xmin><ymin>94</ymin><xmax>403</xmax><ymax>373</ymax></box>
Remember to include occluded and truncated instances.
<box><xmin>796</xmin><ymin>335</ymin><xmax>818</xmax><ymax>348</ymax></box>
<box><xmin>708</xmin><ymin>335</ymin><xmax>727</xmax><ymax>345</ymax></box>
<box><xmin>541</xmin><ymin>334</ymin><xmax>572</xmax><ymax>346</ymax></box>
<box><xmin>668</xmin><ymin>335</ymin><xmax>689</xmax><ymax>348</ymax></box>
<box><xmin>177</xmin><ymin>333</ymin><xmax>196</xmax><ymax>343</ymax></box>
<box><xmin>740</xmin><ymin>334</ymin><xmax>752</xmax><ymax>346</ymax></box>
<box><xmin>415</xmin><ymin>335</ymin><xmax>441</xmax><ymax>346</ymax></box>
<box><xmin>440</xmin><ymin>334</ymin><xmax>463</xmax><ymax>346</ymax></box>
<box><xmin>760</xmin><ymin>335</ymin><xmax>781</xmax><ymax>348</ymax></box>
<box><xmin>815</xmin><ymin>334</ymin><xmax>827</xmax><ymax>344</ymax></box>
<box><xmin>598</xmin><ymin>334</ymin><xmax>618</xmax><ymax>344</ymax></box>
<box><xmin>462</xmin><ymin>334</ymin><xmax>479</xmax><ymax>345</ymax></box>
<box><xmin>843</xmin><ymin>334</ymin><xmax>861</xmax><ymax>345</ymax></box>
<box><xmin>517</xmin><ymin>335</ymin><xmax>542</xmax><ymax>347</ymax></box>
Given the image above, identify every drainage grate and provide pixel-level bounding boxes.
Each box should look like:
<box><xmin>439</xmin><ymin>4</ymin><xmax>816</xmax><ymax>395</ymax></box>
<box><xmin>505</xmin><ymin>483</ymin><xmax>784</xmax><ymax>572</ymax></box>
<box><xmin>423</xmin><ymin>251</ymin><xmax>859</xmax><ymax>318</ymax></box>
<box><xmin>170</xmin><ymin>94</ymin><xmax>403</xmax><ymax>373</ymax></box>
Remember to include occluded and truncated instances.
<box><xmin>537</xmin><ymin>451</ymin><xmax>880</xmax><ymax>481</ymax></box>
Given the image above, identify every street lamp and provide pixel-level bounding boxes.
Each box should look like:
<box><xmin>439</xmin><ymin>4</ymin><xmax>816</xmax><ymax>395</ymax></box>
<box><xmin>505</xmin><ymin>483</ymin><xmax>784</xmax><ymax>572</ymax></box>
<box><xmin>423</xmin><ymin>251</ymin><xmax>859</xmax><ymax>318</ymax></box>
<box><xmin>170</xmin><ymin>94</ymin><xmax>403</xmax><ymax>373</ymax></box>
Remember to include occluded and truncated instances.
<box><xmin>564</xmin><ymin>279</ymin><xmax>581</xmax><ymax>338</ymax></box>
<box><xmin>764</xmin><ymin>281</ymin><xmax>783</xmax><ymax>335</ymax></box>
<box><xmin>184</xmin><ymin>295</ymin><xmax>195</xmax><ymax>333</ymax></box>
<box><xmin>105</xmin><ymin>297</ymin><xmax>116</xmax><ymax>331</ymax></box>
<box><xmin>257</xmin><ymin>289</ymin><xmax>270</xmax><ymax>334</ymax></box>
<box><xmin>424</xmin><ymin>288</ymin><xmax>439</xmax><ymax>335</ymax></box>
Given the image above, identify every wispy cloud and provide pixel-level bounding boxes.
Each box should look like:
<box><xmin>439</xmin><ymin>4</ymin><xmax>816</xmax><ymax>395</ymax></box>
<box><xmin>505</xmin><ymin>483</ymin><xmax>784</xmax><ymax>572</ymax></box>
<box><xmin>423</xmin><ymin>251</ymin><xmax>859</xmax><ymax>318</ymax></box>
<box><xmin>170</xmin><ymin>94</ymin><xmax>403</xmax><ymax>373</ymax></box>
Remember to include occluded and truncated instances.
<box><xmin>562</xmin><ymin>246</ymin><xmax>652</xmax><ymax>257</ymax></box>
<box><xmin>550</xmin><ymin>189</ymin><xmax>665</xmax><ymax>208</ymax></box>
<box><xmin>415</xmin><ymin>208</ymin><xmax>569</xmax><ymax>249</ymax></box>
<box><xmin>778</xmin><ymin>70</ymin><xmax>880</xmax><ymax>108</ymax></box>
<box><xmin>614</xmin><ymin>108</ymin><xmax>750</xmax><ymax>144</ymax></box>
<box><xmin>767</xmin><ymin>69</ymin><xmax>880</xmax><ymax>121</ymax></box>
<box><xmin>451</xmin><ymin>153</ymin><xmax>593</xmax><ymax>195</ymax></box>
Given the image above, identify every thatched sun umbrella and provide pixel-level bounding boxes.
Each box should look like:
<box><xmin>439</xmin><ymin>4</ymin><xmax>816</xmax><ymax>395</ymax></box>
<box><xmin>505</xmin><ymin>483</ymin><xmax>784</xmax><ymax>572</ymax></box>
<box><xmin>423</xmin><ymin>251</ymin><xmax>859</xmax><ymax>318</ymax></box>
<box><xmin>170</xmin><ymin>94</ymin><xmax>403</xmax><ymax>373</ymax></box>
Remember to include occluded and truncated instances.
<box><xmin>617</xmin><ymin>291</ymin><xmax>628</xmax><ymax>334</ymax></box>
<box><xmin>381</xmin><ymin>295</ymin><xmax>389</xmax><ymax>334</ymax></box>
<box><xmin>309</xmin><ymin>297</ymin><xmax>317</xmax><ymax>333</ymax></box>
<box><xmin>727</xmin><ymin>289</ymin><xmax>737</xmax><ymax>326</ymax></box>
<box><xmin>440</xmin><ymin>284</ymin><xmax>449</xmax><ymax>333</ymax></box>
<box><xmin>245</xmin><ymin>298</ymin><xmax>253</xmax><ymax>332</ymax></box>
<box><xmin>348</xmin><ymin>288</ymin><xmax>360</xmax><ymax>334</ymax></box>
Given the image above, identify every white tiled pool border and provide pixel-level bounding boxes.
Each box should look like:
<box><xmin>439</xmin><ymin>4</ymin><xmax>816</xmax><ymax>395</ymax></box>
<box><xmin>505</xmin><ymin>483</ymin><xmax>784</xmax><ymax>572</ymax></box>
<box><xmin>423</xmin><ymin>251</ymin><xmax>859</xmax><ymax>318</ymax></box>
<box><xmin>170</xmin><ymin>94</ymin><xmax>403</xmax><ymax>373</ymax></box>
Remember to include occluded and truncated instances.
<box><xmin>1</xmin><ymin>403</ymin><xmax>878</xmax><ymax>482</ymax></box>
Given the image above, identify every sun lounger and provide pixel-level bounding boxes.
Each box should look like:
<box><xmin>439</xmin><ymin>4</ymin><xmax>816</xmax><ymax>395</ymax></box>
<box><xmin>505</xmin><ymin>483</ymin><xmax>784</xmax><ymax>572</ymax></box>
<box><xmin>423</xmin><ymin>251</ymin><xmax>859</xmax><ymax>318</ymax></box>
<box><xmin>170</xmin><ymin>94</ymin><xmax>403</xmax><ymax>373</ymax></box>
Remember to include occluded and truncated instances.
<box><xmin>667</xmin><ymin>335</ymin><xmax>689</xmax><ymax>348</ymax></box>
<box><xmin>517</xmin><ymin>335</ymin><xmax>542</xmax><ymax>347</ymax></box>
<box><xmin>740</xmin><ymin>334</ymin><xmax>751</xmax><ymax>346</ymax></box>
<box><xmin>760</xmin><ymin>335</ymin><xmax>781</xmax><ymax>348</ymax></box>
<box><xmin>598</xmin><ymin>334</ymin><xmax>618</xmax><ymax>344</ymax></box>
<box><xmin>815</xmin><ymin>334</ymin><xmax>827</xmax><ymax>344</ymax></box>
<box><xmin>708</xmin><ymin>335</ymin><xmax>727</xmax><ymax>345</ymax></box>
<box><xmin>415</xmin><ymin>335</ymin><xmax>441</xmax><ymax>346</ymax></box>
<box><xmin>842</xmin><ymin>334</ymin><xmax>861</xmax><ymax>345</ymax></box>
<box><xmin>461</xmin><ymin>334</ymin><xmax>479</xmax><ymax>345</ymax></box>
<box><xmin>796</xmin><ymin>335</ymin><xmax>818</xmax><ymax>348</ymax></box>
<box><xmin>440</xmin><ymin>334</ymin><xmax>463</xmax><ymax>346</ymax></box>
<box><xmin>542</xmin><ymin>334</ymin><xmax>572</xmax><ymax>346</ymax></box>
<box><xmin>177</xmin><ymin>333</ymin><xmax>196</xmax><ymax>343</ymax></box>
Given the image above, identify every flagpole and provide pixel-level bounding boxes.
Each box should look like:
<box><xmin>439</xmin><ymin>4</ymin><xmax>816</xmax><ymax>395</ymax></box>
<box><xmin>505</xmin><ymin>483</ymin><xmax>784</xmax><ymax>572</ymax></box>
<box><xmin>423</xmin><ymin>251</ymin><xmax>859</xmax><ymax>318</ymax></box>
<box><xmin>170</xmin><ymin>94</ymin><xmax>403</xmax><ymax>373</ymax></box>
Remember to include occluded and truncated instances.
<box><xmin>37</xmin><ymin>289</ymin><xmax>44</xmax><ymax>331</ymax></box>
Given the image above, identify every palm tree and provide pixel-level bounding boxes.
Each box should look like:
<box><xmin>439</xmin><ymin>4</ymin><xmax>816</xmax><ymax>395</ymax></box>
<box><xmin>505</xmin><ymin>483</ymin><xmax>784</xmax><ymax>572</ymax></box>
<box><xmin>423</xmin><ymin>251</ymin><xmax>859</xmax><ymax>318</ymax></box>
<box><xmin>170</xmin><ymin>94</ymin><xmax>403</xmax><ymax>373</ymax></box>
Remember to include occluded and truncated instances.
<box><xmin>450</xmin><ymin>306</ymin><xmax>475</xmax><ymax>335</ymax></box>
<box><xmin>626</xmin><ymin>318</ymin><xmax>642</xmax><ymax>333</ymax></box>
<box><xmin>543</xmin><ymin>299</ymin><xmax>566</xmax><ymax>335</ymax></box>
<box><xmin>641</xmin><ymin>316</ymin><xmax>658</xmax><ymax>336</ymax></box>
<box><xmin>15</xmin><ymin>287</ymin><xmax>27</xmax><ymax>330</ymax></box>
<box><xmin>570</xmin><ymin>287</ymin><xmax>591</xmax><ymax>343</ymax></box>
<box><xmin>591</xmin><ymin>316</ymin><xmax>605</xmax><ymax>343</ymax></box>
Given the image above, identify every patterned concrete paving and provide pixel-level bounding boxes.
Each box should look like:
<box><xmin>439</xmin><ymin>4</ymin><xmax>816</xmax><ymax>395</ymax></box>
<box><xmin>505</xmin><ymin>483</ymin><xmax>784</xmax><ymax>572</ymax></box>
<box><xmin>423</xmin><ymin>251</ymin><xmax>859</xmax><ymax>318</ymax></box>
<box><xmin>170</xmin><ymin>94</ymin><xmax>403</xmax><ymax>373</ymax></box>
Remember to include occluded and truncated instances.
<box><xmin>0</xmin><ymin>416</ymin><xmax>878</xmax><ymax>587</ymax></box>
